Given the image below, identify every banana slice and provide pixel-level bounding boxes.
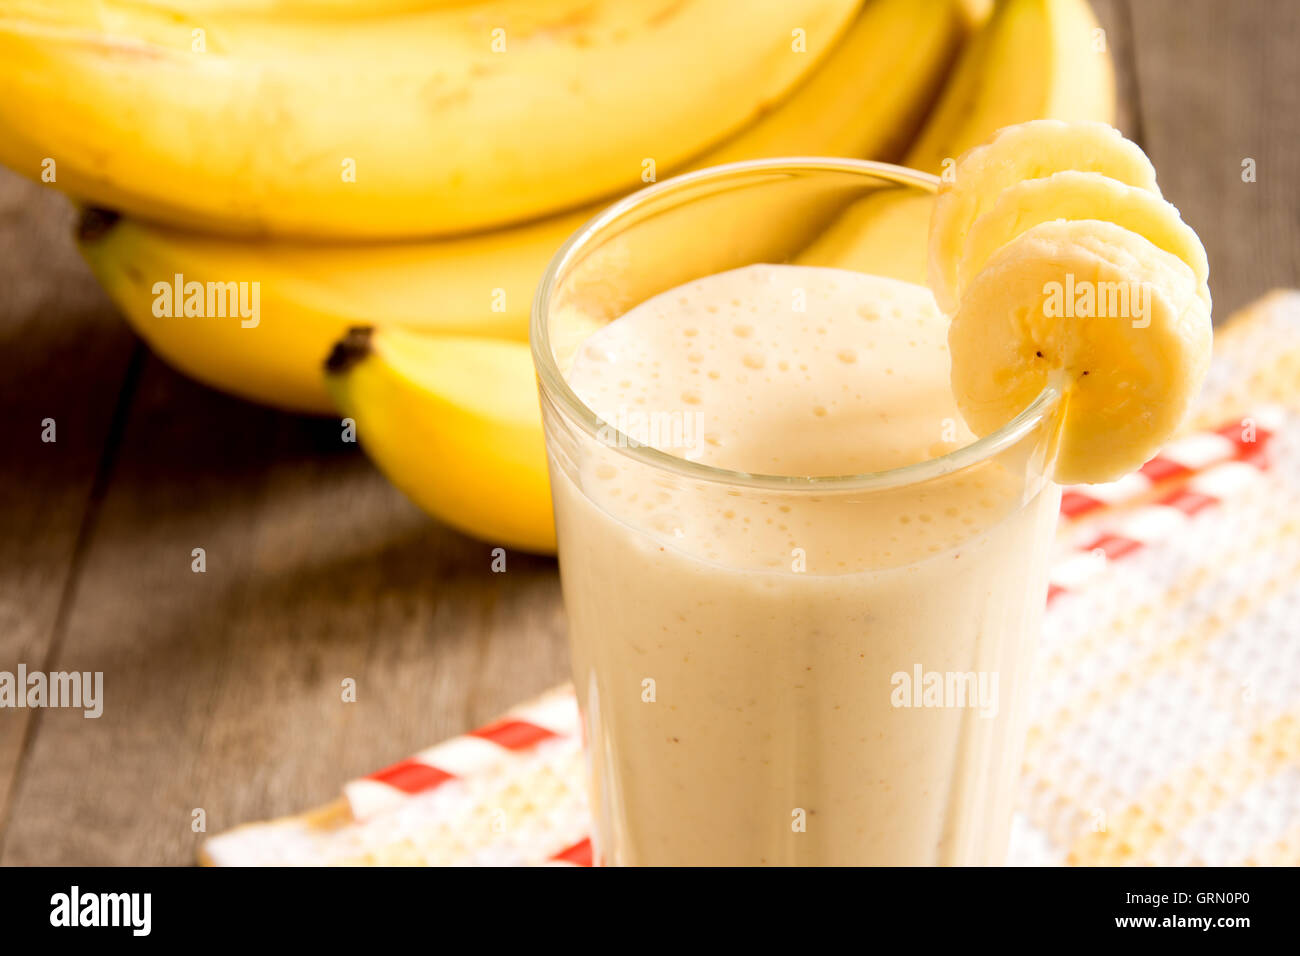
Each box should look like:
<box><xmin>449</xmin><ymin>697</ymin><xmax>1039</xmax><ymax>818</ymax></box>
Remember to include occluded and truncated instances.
<box><xmin>958</xmin><ymin>170</ymin><xmax>1211</xmax><ymax>308</ymax></box>
<box><xmin>948</xmin><ymin>219</ymin><xmax>1212</xmax><ymax>484</ymax></box>
<box><xmin>929</xmin><ymin>119</ymin><xmax>1160</xmax><ymax>314</ymax></box>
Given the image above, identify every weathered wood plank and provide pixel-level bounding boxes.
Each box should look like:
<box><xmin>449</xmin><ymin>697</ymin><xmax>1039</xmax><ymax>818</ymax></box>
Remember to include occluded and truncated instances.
<box><xmin>0</xmin><ymin>357</ymin><xmax>567</xmax><ymax>864</ymax></box>
<box><xmin>0</xmin><ymin>170</ymin><xmax>139</xmax><ymax>839</ymax></box>
<box><xmin>1128</xmin><ymin>0</ymin><xmax>1300</xmax><ymax>318</ymax></box>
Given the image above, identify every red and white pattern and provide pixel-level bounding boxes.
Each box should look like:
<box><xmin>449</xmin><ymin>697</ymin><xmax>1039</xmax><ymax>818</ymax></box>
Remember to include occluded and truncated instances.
<box><xmin>344</xmin><ymin>692</ymin><xmax>578</xmax><ymax>819</ymax></box>
<box><xmin>1047</xmin><ymin>415</ymin><xmax>1276</xmax><ymax>603</ymax></box>
<box><xmin>335</xmin><ymin>691</ymin><xmax>594</xmax><ymax>866</ymax></box>
<box><xmin>1057</xmin><ymin>405</ymin><xmax>1282</xmax><ymax>520</ymax></box>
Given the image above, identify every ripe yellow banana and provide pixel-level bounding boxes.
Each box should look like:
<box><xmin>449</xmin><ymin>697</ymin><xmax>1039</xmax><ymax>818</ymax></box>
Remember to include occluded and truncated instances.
<box><xmin>800</xmin><ymin>0</ymin><xmax>1116</xmax><ymax>282</ymax></box>
<box><xmin>0</xmin><ymin>0</ymin><xmax>858</xmax><ymax>238</ymax></box>
<box><xmin>78</xmin><ymin>207</ymin><xmax>558</xmax><ymax>412</ymax></box>
<box><xmin>125</xmin><ymin>0</ymin><xmax>482</xmax><ymax>16</ymax></box>
<box><xmin>80</xmin><ymin>0</ymin><xmax>968</xmax><ymax>413</ymax></box>
<box><xmin>906</xmin><ymin>0</ymin><xmax>1115</xmax><ymax>172</ymax></box>
<box><xmin>325</xmin><ymin>328</ymin><xmax>555</xmax><ymax>554</ymax></box>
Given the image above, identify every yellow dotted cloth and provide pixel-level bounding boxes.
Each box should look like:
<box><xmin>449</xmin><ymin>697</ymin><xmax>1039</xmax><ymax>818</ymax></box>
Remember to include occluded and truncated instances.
<box><xmin>204</xmin><ymin>291</ymin><xmax>1300</xmax><ymax>867</ymax></box>
<box><xmin>1013</xmin><ymin>291</ymin><xmax>1300</xmax><ymax>866</ymax></box>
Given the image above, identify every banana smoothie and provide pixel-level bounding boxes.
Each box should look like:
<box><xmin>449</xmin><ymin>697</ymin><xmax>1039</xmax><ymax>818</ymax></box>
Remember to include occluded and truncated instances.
<box><xmin>548</xmin><ymin>263</ymin><xmax>1060</xmax><ymax>865</ymax></box>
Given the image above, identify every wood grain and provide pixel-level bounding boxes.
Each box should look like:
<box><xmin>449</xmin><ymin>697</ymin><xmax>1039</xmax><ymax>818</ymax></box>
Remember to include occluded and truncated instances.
<box><xmin>0</xmin><ymin>358</ymin><xmax>567</xmax><ymax>864</ymax></box>
<box><xmin>0</xmin><ymin>173</ymin><xmax>138</xmax><ymax>838</ymax></box>
<box><xmin>1128</xmin><ymin>0</ymin><xmax>1300</xmax><ymax>319</ymax></box>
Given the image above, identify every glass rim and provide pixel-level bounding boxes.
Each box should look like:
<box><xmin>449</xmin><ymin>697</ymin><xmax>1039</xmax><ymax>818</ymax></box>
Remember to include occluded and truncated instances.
<box><xmin>530</xmin><ymin>156</ymin><xmax>1060</xmax><ymax>493</ymax></box>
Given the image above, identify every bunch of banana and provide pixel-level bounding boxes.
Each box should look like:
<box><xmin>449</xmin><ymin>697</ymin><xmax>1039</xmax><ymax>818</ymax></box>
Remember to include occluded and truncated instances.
<box><xmin>78</xmin><ymin>0</ymin><xmax>968</xmax><ymax>414</ymax></box>
<box><xmin>0</xmin><ymin>0</ymin><xmax>864</xmax><ymax>235</ymax></box>
<box><xmin>70</xmin><ymin>0</ymin><xmax>972</xmax><ymax>552</ymax></box>
<box><xmin>2</xmin><ymin>0</ymin><xmax>1117</xmax><ymax>554</ymax></box>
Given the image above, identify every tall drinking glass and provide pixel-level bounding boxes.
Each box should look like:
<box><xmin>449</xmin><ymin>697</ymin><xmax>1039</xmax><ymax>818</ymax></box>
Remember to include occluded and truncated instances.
<box><xmin>532</xmin><ymin>159</ymin><xmax>1061</xmax><ymax>866</ymax></box>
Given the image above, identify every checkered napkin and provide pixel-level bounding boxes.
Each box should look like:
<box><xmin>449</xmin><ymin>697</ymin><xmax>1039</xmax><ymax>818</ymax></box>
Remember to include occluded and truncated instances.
<box><xmin>202</xmin><ymin>291</ymin><xmax>1300</xmax><ymax>867</ymax></box>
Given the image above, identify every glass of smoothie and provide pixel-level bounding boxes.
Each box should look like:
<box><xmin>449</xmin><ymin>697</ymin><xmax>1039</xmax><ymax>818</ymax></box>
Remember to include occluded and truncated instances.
<box><xmin>531</xmin><ymin>159</ymin><xmax>1063</xmax><ymax>866</ymax></box>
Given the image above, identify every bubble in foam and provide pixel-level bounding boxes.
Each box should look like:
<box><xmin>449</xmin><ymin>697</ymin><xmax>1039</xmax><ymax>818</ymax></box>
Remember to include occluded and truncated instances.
<box><xmin>649</xmin><ymin>512</ymin><xmax>686</xmax><ymax>538</ymax></box>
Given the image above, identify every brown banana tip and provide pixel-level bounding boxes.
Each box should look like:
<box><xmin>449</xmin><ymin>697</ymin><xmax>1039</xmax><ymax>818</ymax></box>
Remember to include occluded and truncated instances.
<box><xmin>76</xmin><ymin>207</ymin><xmax>121</xmax><ymax>243</ymax></box>
<box><xmin>324</xmin><ymin>326</ymin><xmax>375</xmax><ymax>376</ymax></box>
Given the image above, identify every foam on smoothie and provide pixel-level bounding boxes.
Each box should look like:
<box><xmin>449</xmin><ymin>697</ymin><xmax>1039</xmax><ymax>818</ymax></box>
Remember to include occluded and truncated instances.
<box><xmin>568</xmin><ymin>263</ymin><xmax>973</xmax><ymax>475</ymax></box>
<box><xmin>563</xmin><ymin>264</ymin><xmax>1023</xmax><ymax>572</ymax></box>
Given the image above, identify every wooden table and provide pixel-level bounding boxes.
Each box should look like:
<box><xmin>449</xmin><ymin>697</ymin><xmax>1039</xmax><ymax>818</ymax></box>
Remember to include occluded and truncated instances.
<box><xmin>2</xmin><ymin>0</ymin><xmax>1297</xmax><ymax>864</ymax></box>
